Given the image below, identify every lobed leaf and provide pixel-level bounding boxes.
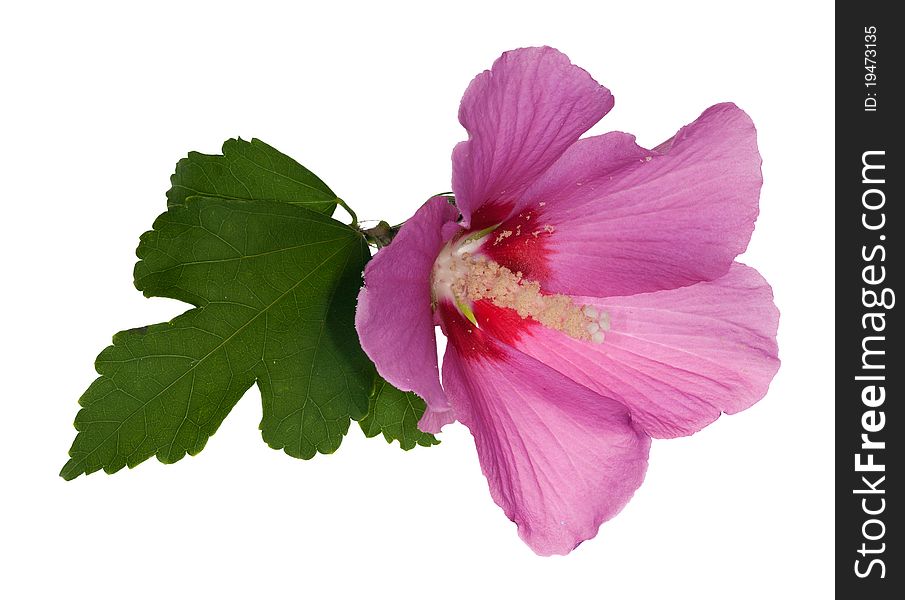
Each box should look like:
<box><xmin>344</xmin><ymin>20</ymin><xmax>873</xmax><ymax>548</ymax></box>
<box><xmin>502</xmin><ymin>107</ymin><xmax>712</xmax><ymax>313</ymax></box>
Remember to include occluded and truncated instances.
<box><xmin>61</xmin><ymin>197</ymin><xmax>372</xmax><ymax>480</ymax></box>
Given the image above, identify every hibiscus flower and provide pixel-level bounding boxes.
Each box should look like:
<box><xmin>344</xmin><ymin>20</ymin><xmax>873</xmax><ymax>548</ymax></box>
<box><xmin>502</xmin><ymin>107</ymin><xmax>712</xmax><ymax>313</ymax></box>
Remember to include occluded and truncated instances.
<box><xmin>355</xmin><ymin>46</ymin><xmax>779</xmax><ymax>555</ymax></box>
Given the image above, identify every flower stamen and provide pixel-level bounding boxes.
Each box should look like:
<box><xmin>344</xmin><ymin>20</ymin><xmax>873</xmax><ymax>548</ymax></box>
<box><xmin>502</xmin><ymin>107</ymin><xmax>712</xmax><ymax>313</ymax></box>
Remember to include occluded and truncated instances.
<box><xmin>434</xmin><ymin>246</ymin><xmax>608</xmax><ymax>343</ymax></box>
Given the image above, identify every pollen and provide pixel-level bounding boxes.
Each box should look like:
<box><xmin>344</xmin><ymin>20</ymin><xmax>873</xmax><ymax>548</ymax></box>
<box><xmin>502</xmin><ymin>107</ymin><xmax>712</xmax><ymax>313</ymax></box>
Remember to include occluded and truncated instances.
<box><xmin>446</xmin><ymin>254</ymin><xmax>609</xmax><ymax>343</ymax></box>
<box><xmin>494</xmin><ymin>230</ymin><xmax>513</xmax><ymax>245</ymax></box>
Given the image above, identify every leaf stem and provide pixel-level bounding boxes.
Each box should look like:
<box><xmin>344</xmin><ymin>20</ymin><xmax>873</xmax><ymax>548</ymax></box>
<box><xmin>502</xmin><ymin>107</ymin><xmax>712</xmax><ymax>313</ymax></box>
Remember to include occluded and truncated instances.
<box><xmin>334</xmin><ymin>197</ymin><xmax>358</xmax><ymax>228</ymax></box>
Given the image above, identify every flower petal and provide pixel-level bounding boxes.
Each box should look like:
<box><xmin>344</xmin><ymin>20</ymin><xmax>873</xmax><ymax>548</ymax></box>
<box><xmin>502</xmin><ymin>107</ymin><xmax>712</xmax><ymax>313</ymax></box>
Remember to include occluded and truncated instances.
<box><xmin>517</xmin><ymin>131</ymin><xmax>651</xmax><ymax>211</ymax></box>
<box><xmin>417</xmin><ymin>404</ymin><xmax>457</xmax><ymax>435</ymax></box>
<box><xmin>452</xmin><ymin>46</ymin><xmax>614</xmax><ymax>230</ymax></box>
<box><xmin>439</xmin><ymin>302</ymin><xmax>650</xmax><ymax>555</ymax></box>
<box><xmin>488</xmin><ymin>103</ymin><xmax>763</xmax><ymax>296</ymax></box>
<box><xmin>480</xmin><ymin>132</ymin><xmax>649</xmax><ymax>282</ymax></box>
<box><xmin>481</xmin><ymin>263</ymin><xmax>779</xmax><ymax>439</ymax></box>
<box><xmin>355</xmin><ymin>196</ymin><xmax>459</xmax><ymax>415</ymax></box>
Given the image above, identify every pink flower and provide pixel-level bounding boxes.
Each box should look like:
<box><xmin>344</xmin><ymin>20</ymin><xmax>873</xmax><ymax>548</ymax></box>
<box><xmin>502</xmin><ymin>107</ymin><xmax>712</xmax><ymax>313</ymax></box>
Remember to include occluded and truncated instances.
<box><xmin>355</xmin><ymin>47</ymin><xmax>779</xmax><ymax>555</ymax></box>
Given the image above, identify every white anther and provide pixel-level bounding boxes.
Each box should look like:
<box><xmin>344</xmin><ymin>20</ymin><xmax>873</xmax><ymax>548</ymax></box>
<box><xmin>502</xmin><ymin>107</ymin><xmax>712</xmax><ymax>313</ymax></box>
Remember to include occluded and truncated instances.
<box><xmin>591</xmin><ymin>331</ymin><xmax>605</xmax><ymax>344</ymax></box>
<box><xmin>583</xmin><ymin>306</ymin><xmax>599</xmax><ymax>319</ymax></box>
<box><xmin>599</xmin><ymin>313</ymin><xmax>611</xmax><ymax>331</ymax></box>
<box><xmin>586</xmin><ymin>322</ymin><xmax>600</xmax><ymax>334</ymax></box>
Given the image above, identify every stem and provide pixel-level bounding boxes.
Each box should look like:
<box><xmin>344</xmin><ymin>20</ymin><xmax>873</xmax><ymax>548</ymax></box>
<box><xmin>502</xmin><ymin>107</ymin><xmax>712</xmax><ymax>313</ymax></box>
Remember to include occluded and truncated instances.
<box><xmin>352</xmin><ymin>194</ymin><xmax>456</xmax><ymax>249</ymax></box>
<box><xmin>334</xmin><ymin>197</ymin><xmax>358</xmax><ymax>228</ymax></box>
<box><xmin>361</xmin><ymin>220</ymin><xmax>400</xmax><ymax>248</ymax></box>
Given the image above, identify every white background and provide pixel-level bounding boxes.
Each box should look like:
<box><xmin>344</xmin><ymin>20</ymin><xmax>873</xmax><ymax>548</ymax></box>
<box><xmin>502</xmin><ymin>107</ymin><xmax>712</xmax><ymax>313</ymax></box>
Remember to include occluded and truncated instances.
<box><xmin>1</xmin><ymin>1</ymin><xmax>833</xmax><ymax>598</ymax></box>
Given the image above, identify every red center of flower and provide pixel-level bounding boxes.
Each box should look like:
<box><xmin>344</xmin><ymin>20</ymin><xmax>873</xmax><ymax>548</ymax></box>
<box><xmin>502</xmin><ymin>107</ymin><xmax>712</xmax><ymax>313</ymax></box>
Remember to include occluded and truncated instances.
<box><xmin>480</xmin><ymin>207</ymin><xmax>554</xmax><ymax>282</ymax></box>
<box><xmin>430</xmin><ymin>219</ymin><xmax>610</xmax><ymax>360</ymax></box>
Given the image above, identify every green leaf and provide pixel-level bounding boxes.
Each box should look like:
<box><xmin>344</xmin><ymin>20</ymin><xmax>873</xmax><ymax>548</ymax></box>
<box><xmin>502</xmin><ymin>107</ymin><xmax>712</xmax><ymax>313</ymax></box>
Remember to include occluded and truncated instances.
<box><xmin>360</xmin><ymin>376</ymin><xmax>439</xmax><ymax>450</ymax></box>
<box><xmin>61</xmin><ymin>197</ymin><xmax>373</xmax><ymax>480</ymax></box>
<box><xmin>167</xmin><ymin>138</ymin><xmax>338</xmax><ymax>216</ymax></box>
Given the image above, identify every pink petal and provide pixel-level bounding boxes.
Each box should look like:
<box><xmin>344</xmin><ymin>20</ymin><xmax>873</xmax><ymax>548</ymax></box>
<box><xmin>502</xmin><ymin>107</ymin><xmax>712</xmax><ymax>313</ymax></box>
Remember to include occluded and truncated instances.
<box><xmin>479</xmin><ymin>132</ymin><xmax>648</xmax><ymax>282</ymax></box>
<box><xmin>518</xmin><ymin>131</ymin><xmax>651</xmax><ymax>210</ymax></box>
<box><xmin>452</xmin><ymin>46</ymin><xmax>614</xmax><ymax>230</ymax></box>
<box><xmin>355</xmin><ymin>196</ymin><xmax>459</xmax><ymax>415</ymax></box>
<box><xmin>439</xmin><ymin>302</ymin><xmax>650</xmax><ymax>555</ymax></box>
<box><xmin>481</xmin><ymin>263</ymin><xmax>779</xmax><ymax>439</ymax></box>
<box><xmin>486</xmin><ymin>103</ymin><xmax>763</xmax><ymax>296</ymax></box>
<box><xmin>417</xmin><ymin>404</ymin><xmax>457</xmax><ymax>435</ymax></box>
